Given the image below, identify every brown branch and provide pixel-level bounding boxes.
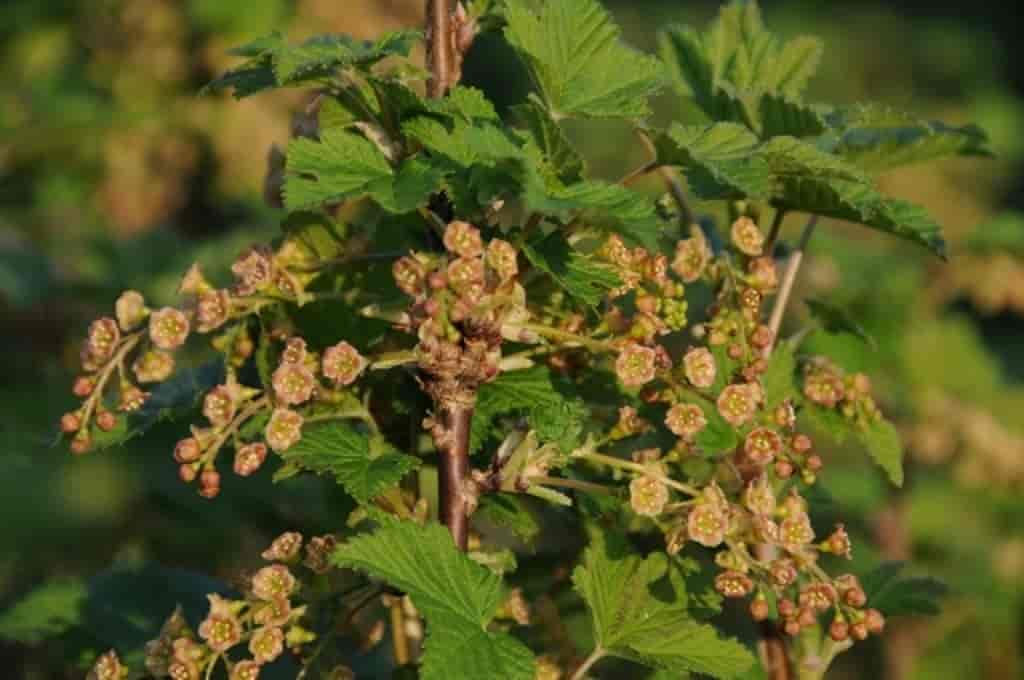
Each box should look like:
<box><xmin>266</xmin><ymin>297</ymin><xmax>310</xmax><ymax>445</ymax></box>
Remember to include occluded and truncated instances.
<box><xmin>426</xmin><ymin>0</ymin><xmax>455</xmax><ymax>98</ymax></box>
<box><xmin>765</xmin><ymin>216</ymin><xmax>818</xmax><ymax>355</ymax></box>
<box><xmin>439</xmin><ymin>402</ymin><xmax>472</xmax><ymax>550</ymax></box>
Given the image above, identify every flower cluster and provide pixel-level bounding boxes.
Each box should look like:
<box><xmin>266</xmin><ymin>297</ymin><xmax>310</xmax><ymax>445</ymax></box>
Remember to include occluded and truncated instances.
<box><xmin>802</xmin><ymin>357</ymin><xmax>881</xmax><ymax>427</ymax></box>
<box><xmin>122</xmin><ymin>534</ymin><xmax>323</xmax><ymax>680</ymax></box>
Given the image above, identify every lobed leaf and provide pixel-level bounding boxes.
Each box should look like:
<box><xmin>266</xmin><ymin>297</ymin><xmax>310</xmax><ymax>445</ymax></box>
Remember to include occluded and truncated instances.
<box><xmin>522</xmin><ymin>233</ymin><xmax>622</xmax><ymax>309</ymax></box>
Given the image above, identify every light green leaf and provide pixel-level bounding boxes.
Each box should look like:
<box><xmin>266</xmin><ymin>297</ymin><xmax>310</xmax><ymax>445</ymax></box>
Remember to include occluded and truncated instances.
<box><xmin>695</xmin><ymin>402</ymin><xmax>740</xmax><ymax>455</ymax></box>
<box><xmin>332</xmin><ymin>521</ymin><xmax>535</xmax><ymax>680</ymax></box>
<box><xmin>759</xmin><ymin>93</ymin><xmax>827</xmax><ymax>138</ymax></box>
<box><xmin>284</xmin><ymin>129</ymin><xmax>393</xmax><ymax>210</ymax></box>
<box><xmin>859</xmin><ymin>417</ymin><xmax>904</xmax><ymax>487</ymax></box>
<box><xmin>403</xmin><ymin>116</ymin><xmax>523</xmax><ymax>169</ymax></box>
<box><xmin>513</xmin><ymin>96</ymin><xmax>585</xmax><ymax>184</ymax></box>
<box><xmin>367</xmin><ymin>157</ymin><xmax>447</xmax><ymax>213</ymax></box>
<box><xmin>472</xmin><ymin>366</ymin><xmax>565</xmax><ymax>453</ymax></box>
<box><xmin>860</xmin><ymin>561</ymin><xmax>948</xmax><ymax>617</ymax></box>
<box><xmin>522</xmin><ymin>233</ymin><xmax>622</xmax><ymax>309</ymax></box>
<box><xmin>206</xmin><ymin>30</ymin><xmax>421</xmax><ymax>98</ymax></box>
<box><xmin>822</xmin><ymin>104</ymin><xmax>992</xmax><ymax>172</ymax></box>
<box><xmin>763</xmin><ymin>340</ymin><xmax>798</xmax><ymax>409</ymax></box>
<box><xmin>573</xmin><ymin>532</ymin><xmax>754</xmax><ymax>678</ymax></box>
<box><xmin>804</xmin><ymin>298</ymin><xmax>876</xmax><ymax>349</ymax></box>
<box><xmin>475</xmin><ymin>494</ymin><xmax>541</xmax><ymax>544</ymax></box>
<box><xmin>655</xmin><ymin>123</ymin><xmax>771</xmax><ymax>199</ymax></box>
<box><xmin>503</xmin><ymin>0</ymin><xmax>665</xmax><ymax>119</ymax></box>
<box><xmin>0</xmin><ymin>580</ymin><xmax>86</xmax><ymax>644</ymax></box>
<box><xmin>277</xmin><ymin>421</ymin><xmax>419</xmax><ymax>502</ymax></box>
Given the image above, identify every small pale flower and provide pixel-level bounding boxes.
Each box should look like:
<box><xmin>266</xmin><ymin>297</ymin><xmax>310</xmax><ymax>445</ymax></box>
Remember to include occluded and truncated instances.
<box><xmin>87</xmin><ymin>651</ymin><xmax>126</xmax><ymax>680</ymax></box>
<box><xmin>744</xmin><ymin>427</ymin><xmax>783</xmax><ymax>465</ymax></box>
<box><xmin>115</xmin><ymin>290</ymin><xmax>148</xmax><ymax>331</ymax></box>
<box><xmin>447</xmin><ymin>256</ymin><xmax>485</xmax><ymax>294</ymax></box>
<box><xmin>196</xmin><ymin>289</ymin><xmax>231</xmax><ymax>333</ymax></box>
<box><xmin>770</xmin><ymin>559</ymin><xmax>798</xmax><ymax>587</ymax></box>
<box><xmin>743</xmin><ymin>475</ymin><xmax>776</xmax><ymax>516</ymax></box>
<box><xmin>671</xmin><ymin>228</ymin><xmax>711</xmax><ymax>283</ymax></box>
<box><xmin>393</xmin><ymin>256</ymin><xmax>427</xmax><ymax>297</ymax></box>
<box><xmin>780</xmin><ymin>511</ymin><xmax>815</xmax><ymax>551</ymax></box>
<box><xmin>630</xmin><ymin>475</ymin><xmax>669</xmax><ymax>517</ymax></box>
<box><xmin>149</xmin><ymin>307</ymin><xmax>190</xmax><ymax>351</ymax></box>
<box><xmin>169</xmin><ymin>660</ymin><xmax>201</xmax><ymax>680</ymax></box>
<box><xmin>262</xmin><ymin>531</ymin><xmax>303</xmax><ymax>562</ymax></box>
<box><xmin>717</xmin><ymin>384</ymin><xmax>757</xmax><ymax>427</ymax></box>
<box><xmin>232</xmin><ymin>246</ymin><xmax>274</xmax><ymax>295</ymax></box>
<box><xmin>486</xmin><ymin>238</ymin><xmax>518</xmax><ymax>282</ymax></box>
<box><xmin>203</xmin><ymin>384</ymin><xmax>239</xmax><ymax>427</ymax></box>
<box><xmin>822</xmin><ymin>524</ymin><xmax>852</xmax><ymax>559</ymax></box>
<box><xmin>87</xmin><ymin>318</ymin><xmax>120</xmax><ymax>363</ymax></box>
<box><xmin>265</xmin><ymin>408</ymin><xmax>303</xmax><ymax>452</ymax></box>
<box><xmin>804</xmin><ymin>368</ymin><xmax>846</xmax><ymax>408</ymax></box>
<box><xmin>133</xmin><ymin>350</ymin><xmax>175</xmax><ymax>383</ymax></box>
<box><xmin>252</xmin><ymin>564</ymin><xmax>297</xmax><ymax>601</ymax></box>
<box><xmin>281</xmin><ymin>337</ymin><xmax>307</xmax><ymax>365</ymax></box>
<box><xmin>687</xmin><ymin>504</ymin><xmax>728</xmax><ymax>547</ymax></box>
<box><xmin>683</xmin><ymin>347</ymin><xmax>716</xmax><ymax>389</ymax></box>
<box><xmin>234</xmin><ymin>442</ymin><xmax>268</xmax><ymax>477</ymax></box>
<box><xmin>253</xmin><ymin>596</ymin><xmax>292</xmax><ymax>627</ymax></box>
<box><xmin>614</xmin><ymin>405</ymin><xmax>648</xmax><ymax>438</ymax></box>
<box><xmin>249</xmin><ymin>626</ymin><xmax>285</xmax><ymax>663</ymax></box>
<box><xmin>748</xmin><ymin>256</ymin><xmax>778</xmax><ymax>291</ymax></box>
<box><xmin>274</xmin><ymin>269</ymin><xmax>304</xmax><ymax>299</ymax></box>
<box><xmin>322</xmin><ymin>341</ymin><xmax>367</xmax><ymax>386</ymax></box>
<box><xmin>178</xmin><ymin>263</ymin><xmax>213</xmax><ymax>297</ymax></box>
<box><xmin>304</xmin><ymin>534</ymin><xmax>337</xmax><ymax>574</ymax></box>
<box><xmin>715</xmin><ymin>570</ymin><xmax>754</xmax><ymax>598</ymax></box>
<box><xmin>730</xmin><ymin>216</ymin><xmax>765</xmax><ymax>256</ymax></box>
<box><xmin>799</xmin><ymin>583</ymin><xmax>838</xmax><ymax>612</ymax></box>
<box><xmin>272</xmin><ymin>362</ymin><xmax>316</xmax><ymax>405</ymax></box>
<box><xmin>231</xmin><ymin>661</ymin><xmax>262</xmax><ymax>680</ymax></box>
<box><xmin>198</xmin><ymin>594</ymin><xmax>242</xmax><ymax>652</ymax></box>
<box><xmin>665</xmin><ymin>403</ymin><xmax>707</xmax><ymax>439</ymax></box>
<box><xmin>443</xmin><ymin>220</ymin><xmax>483</xmax><ymax>257</ymax></box>
<box><xmin>172</xmin><ymin>637</ymin><xmax>204</xmax><ymax>664</ymax></box>
<box><xmin>615</xmin><ymin>343</ymin><xmax>658</xmax><ymax>388</ymax></box>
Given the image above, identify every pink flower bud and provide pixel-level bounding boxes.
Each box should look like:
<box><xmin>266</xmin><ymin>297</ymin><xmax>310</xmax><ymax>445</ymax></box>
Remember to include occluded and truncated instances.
<box><xmin>615</xmin><ymin>343</ymin><xmax>658</xmax><ymax>388</ymax></box>
<box><xmin>780</xmin><ymin>512</ymin><xmax>815</xmax><ymax>551</ymax></box>
<box><xmin>272</xmin><ymin>362</ymin><xmax>316</xmax><ymax>406</ymax></box>
<box><xmin>715</xmin><ymin>570</ymin><xmax>754</xmax><ymax>598</ymax></box>
<box><xmin>682</xmin><ymin>347</ymin><xmax>716</xmax><ymax>389</ymax></box>
<box><xmin>96</xmin><ymin>411</ymin><xmax>118</xmax><ymax>432</ymax></box>
<box><xmin>446</xmin><ymin>256</ymin><xmax>485</xmax><ymax>294</ymax></box>
<box><xmin>249</xmin><ymin>625</ymin><xmax>285</xmax><ymax>663</ymax></box>
<box><xmin>61</xmin><ymin>412</ymin><xmax>81</xmax><ymax>433</ymax></box>
<box><xmin>748</xmin><ymin>256</ymin><xmax>779</xmax><ymax>291</ymax></box>
<box><xmin>203</xmin><ymin>385</ymin><xmax>238</xmax><ymax>426</ymax></box>
<box><xmin>231</xmin><ymin>661</ymin><xmax>261</xmax><ymax>680</ymax></box>
<box><xmin>443</xmin><ymin>220</ymin><xmax>483</xmax><ymax>258</ymax></box>
<box><xmin>73</xmin><ymin>376</ymin><xmax>95</xmax><ymax>397</ymax></box>
<box><xmin>115</xmin><ymin>290</ymin><xmax>148</xmax><ymax>331</ymax></box>
<box><xmin>393</xmin><ymin>256</ymin><xmax>427</xmax><ymax>297</ymax></box>
<box><xmin>266</xmin><ymin>408</ymin><xmax>303</xmax><ymax>452</ymax></box>
<box><xmin>149</xmin><ymin>307</ymin><xmax>190</xmax><ymax>351</ymax></box>
<box><xmin>730</xmin><ymin>216</ymin><xmax>765</xmax><ymax>256</ymax></box>
<box><xmin>321</xmin><ymin>341</ymin><xmax>367</xmax><ymax>386</ymax></box>
<box><xmin>198</xmin><ymin>594</ymin><xmax>242</xmax><ymax>652</ymax></box>
<box><xmin>687</xmin><ymin>504</ymin><xmax>727</xmax><ymax>547</ymax></box>
<box><xmin>671</xmin><ymin>231</ymin><xmax>710</xmax><ymax>282</ymax></box>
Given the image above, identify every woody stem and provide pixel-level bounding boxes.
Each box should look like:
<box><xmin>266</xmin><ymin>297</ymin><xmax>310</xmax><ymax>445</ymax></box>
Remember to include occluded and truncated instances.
<box><xmin>439</xmin><ymin>402</ymin><xmax>472</xmax><ymax>551</ymax></box>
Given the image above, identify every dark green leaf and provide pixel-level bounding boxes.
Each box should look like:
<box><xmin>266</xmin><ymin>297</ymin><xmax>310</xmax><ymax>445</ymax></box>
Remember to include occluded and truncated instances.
<box><xmin>522</xmin><ymin>233</ymin><xmax>621</xmax><ymax>309</ymax></box>
<box><xmin>861</xmin><ymin>562</ymin><xmax>948</xmax><ymax>617</ymax></box>
<box><xmin>805</xmin><ymin>298</ymin><xmax>877</xmax><ymax>349</ymax></box>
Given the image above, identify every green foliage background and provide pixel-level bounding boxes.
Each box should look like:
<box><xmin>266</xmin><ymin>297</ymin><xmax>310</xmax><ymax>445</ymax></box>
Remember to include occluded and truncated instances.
<box><xmin>1</xmin><ymin>1</ymin><xmax>1022</xmax><ymax>678</ymax></box>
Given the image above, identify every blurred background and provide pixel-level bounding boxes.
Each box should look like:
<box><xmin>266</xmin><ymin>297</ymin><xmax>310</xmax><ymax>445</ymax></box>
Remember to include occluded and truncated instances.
<box><xmin>1</xmin><ymin>1</ymin><xmax>1022</xmax><ymax>678</ymax></box>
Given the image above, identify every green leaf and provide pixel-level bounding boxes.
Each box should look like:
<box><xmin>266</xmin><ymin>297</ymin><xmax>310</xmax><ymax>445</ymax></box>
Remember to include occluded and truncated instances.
<box><xmin>91</xmin><ymin>362</ymin><xmax>226</xmax><ymax>451</ymax></box>
<box><xmin>799</xmin><ymin>403</ymin><xmax>852</xmax><ymax>444</ymax></box>
<box><xmin>206</xmin><ymin>30</ymin><xmax>421</xmax><ymax>98</ymax></box>
<box><xmin>529</xmin><ymin>395</ymin><xmax>587</xmax><ymax>453</ymax></box>
<box><xmin>277</xmin><ymin>421</ymin><xmax>419</xmax><ymax>502</ymax></box>
<box><xmin>472</xmin><ymin>366</ymin><xmax>565</xmax><ymax>453</ymax></box>
<box><xmin>859</xmin><ymin>417</ymin><xmax>904</xmax><ymax>487</ymax></box>
<box><xmin>860</xmin><ymin>562</ymin><xmax>948</xmax><ymax>617</ymax></box>
<box><xmin>0</xmin><ymin>579</ymin><xmax>86</xmax><ymax>644</ymax></box>
<box><xmin>522</xmin><ymin>233</ymin><xmax>621</xmax><ymax>309</ymax></box>
<box><xmin>475</xmin><ymin>494</ymin><xmax>541</xmax><ymax>544</ymax></box>
<box><xmin>403</xmin><ymin>116</ymin><xmax>523</xmax><ymax>169</ymax></box>
<box><xmin>503</xmin><ymin>0</ymin><xmax>665</xmax><ymax>119</ymax></box>
<box><xmin>804</xmin><ymin>298</ymin><xmax>876</xmax><ymax>349</ymax></box>
<box><xmin>332</xmin><ymin>521</ymin><xmax>535</xmax><ymax>680</ymax></box>
<box><xmin>513</xmin><ymin>96</ymin><xmax>585</xmax><ymax>184</ymax></box>
<box><xmin>822</xmin><ymin>104</ymin><xmax>992</xmax><ymax>172</ymax></box>
<box><xmin>654</xmin><ymin>123</ymin><xmax>771</xmax><ymax>199</ymax></box>
<box><xmin>658</xmin><ymin>3</ymin><xmax>823</xmax><ymax>135</ymax></box>
<box><xmin>284</xmin><ymin>129</ymin><xmax>393</xmax><ymax>210</ymax></box>
<box><xmin>695</xmin><ymin>402</ymin><xmax>740</xmax><ymax>455</ymax></box>
<box><xmin>368</xmin><ymin>157</ymin><xmax>447</xmax><ymax>213</ymax></box>
<box><xmin>573</xmin><ymin>532</ymin><xmax>754</xmax><ymax>678</ymax></box>
<box><xmin>763</xmin><ymin>340</ymin><xmax>798</xmax><ymax>409</ymax></box>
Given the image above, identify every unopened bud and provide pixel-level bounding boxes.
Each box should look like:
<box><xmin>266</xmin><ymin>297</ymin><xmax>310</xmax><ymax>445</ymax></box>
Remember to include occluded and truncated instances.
<box><xmin>73</xmin><ymin>376</ymin><xmax>95</xmax><ymax>398</ymax></box>
<box><xmin>174</xmin><ymin>437</ymin><xmax>202</xmax><ymax>463</ymax></box>
<box><xmin>829</xmin><ymin>620</ymin><xmax>850</xmax><ymax>642</ymax></box>
<box><xmin>61</xmin><ymin>412</ymin><xmax>82</xmax><ymax>434</ymax></box>
<box><xmin>96</xmin><ymin>411</ymin><xmax>118</xmax><ymax>432</ymax></box>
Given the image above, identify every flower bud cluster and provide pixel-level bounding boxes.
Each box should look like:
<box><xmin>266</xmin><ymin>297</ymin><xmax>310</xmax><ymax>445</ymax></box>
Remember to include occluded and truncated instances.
<box><xmin>802</xmin><ymin>357</ymin><xmax>881</xmax><ymax>427</ymax></box>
